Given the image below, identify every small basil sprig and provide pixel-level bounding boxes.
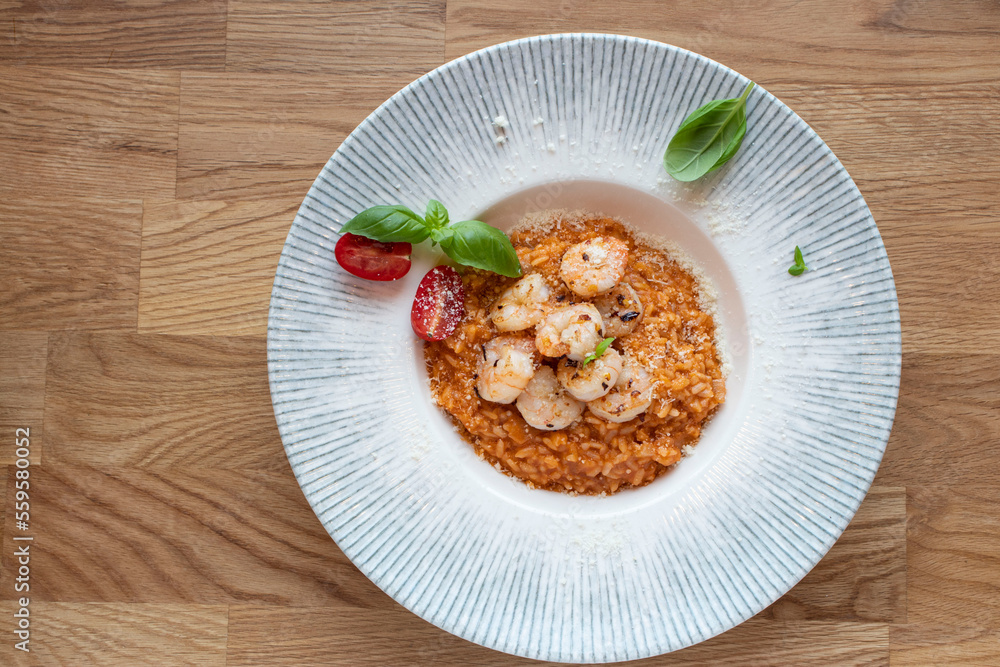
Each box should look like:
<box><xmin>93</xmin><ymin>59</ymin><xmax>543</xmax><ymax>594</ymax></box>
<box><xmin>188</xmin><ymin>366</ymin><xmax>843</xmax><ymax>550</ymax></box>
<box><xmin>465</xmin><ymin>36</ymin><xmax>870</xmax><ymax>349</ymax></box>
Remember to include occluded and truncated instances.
<box><xmin>582</xmin><ymin>337</ymin><xmax>615</xmax><ymax>366</ymax></box>
<box><xmin>664</xmin><ymin>81</ymin><xmax>755</xmax><ymax>182</ymax></box>
<box><xmin>788</xmin><ymin>245</ymin><xmax>808</xmax><ymax>276</ymax></box>
<box><xmin>340</xmin><ymin>200</ymin><xmax>522</xmax><ymax>278</ymax></box>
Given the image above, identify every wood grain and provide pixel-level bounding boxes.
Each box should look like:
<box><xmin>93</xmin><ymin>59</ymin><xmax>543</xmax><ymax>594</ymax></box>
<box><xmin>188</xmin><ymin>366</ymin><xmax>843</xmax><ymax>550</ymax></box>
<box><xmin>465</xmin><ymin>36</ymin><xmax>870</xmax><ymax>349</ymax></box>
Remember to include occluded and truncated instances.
<box><xmin>227</xmin><ymin>608</ymin><xmax>889</xmax><ymax>666</ymax></box>
<box><xmin>0</xmin><ymin>468</ymin><xmax>6</xmax><ymax>538</ymax></box>
<box><xmin>0</xmin><ymin>198</ymin><xmax>141</xmax><ymax>332</ymax></box>
<box><xmin>139</xmin><ymin>199</ymin><xmax>296</xmax><ymax>335</ymax></box>
<box><xmin>0</xmin><ymin>67</ymin><xmax>179</xmax><ymax>199</ymax></box>
<box><xmin>882</xmin><ymin>219</ymin><xmax>1000</xmax><ymax>356</ymax></box>
<box><xmin>176</xmin><ymin>71</ymin><xmax>420</xmax><ymax>200</ymax></box>
<box><xmin>906</xmin><ymin>485</ymin><xmax>1000</xmax><ymax>627</ymax></box>
<box><xmin>0</xmin><ymin>0</ymin><xmax>227</xmax><ymax>68</ymax></box>
<box><xmin>776</xmin><ymin>82</ymin><xmax>1000</xmax><ymax>200</ymax></box>
<box><xmin>762</xmin><ymin>487</ymin><xmax>905</xmax><ymax>622</ymax></box>
<box><xmin>875</xmin><ymin>353</ymin><xmax>1000</xmax><ymax>488</ymax></box>
<box><xmin>890</xmin><ymin>625</ymin><xmax>1000</xmax><ymax>666</ymax></box>
<box><xmin>43</xmin><ymin>333</ymin><xmax>284</xmax><ymax>470</ymax></box>
<box><xmin>0</xmin><ymin>332</ymin><xmax>46</xmax><ymax>464</ymax></box>
<box><xmin>0</xmin><ymin>602</ymin><xmax>229</xmax><ymax>666</ymax></box>
<box><xmin>444</xmin><ymin>0</ymin><xmax>1000</xmax><ymax>84</ymax></box>
<box><xmin>0</xmin><ymin>464</ymin><xmax>387</xmax><ymax>606</ymax></box>
<box><xmin>226</xmin><ymin>0</ymin><xmax>446</xmax><ymax>74</ymax></box>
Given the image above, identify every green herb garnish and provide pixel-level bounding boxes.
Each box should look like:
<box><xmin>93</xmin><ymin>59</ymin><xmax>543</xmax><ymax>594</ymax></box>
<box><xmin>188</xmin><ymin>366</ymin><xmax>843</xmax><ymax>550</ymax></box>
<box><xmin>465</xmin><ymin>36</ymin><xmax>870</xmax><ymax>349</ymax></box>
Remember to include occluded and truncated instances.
<box><xmin>663</xmin><ymin>81</ymin><xmax>755</xmax><ymax>182</ymax></box>
<box><xmin>788</xmin><ymin>245</ymin><xmax>808</xmax><ymax>276</ymax></box>
<box><xmin>341</xmin><ymin>200</ymin><xmax>522</xmax><ymax>278</ymax></box>
<box><xmin>438</xmin><ymin>220</ymin><xmax>522</xmax><ymax>278</ymax></box>
<box><xmin>339</xmin><ymin>204</ymin><xmax>430</xmax><ymax>243</ymax></box>
<box><xmin>423</xmin><ymin>199</ymin><xmax>450</xmax><ymax>232</ymax></box>
<box><xmin>582</xmin><ymin>337</ymin><xmax>615</xmax><ymax>366</ymax></box>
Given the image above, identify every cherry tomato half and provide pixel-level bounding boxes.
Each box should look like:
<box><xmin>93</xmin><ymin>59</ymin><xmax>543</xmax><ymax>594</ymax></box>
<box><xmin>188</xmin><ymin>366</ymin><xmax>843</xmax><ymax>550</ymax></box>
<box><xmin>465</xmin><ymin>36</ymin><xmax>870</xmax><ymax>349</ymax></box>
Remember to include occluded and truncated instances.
<box><xmin>334</xmin><ymin>233</ymin><xmax>412</xmax><ymax>281</ymax></box>
<box><xmin>411</xmin><ymin>266</ymin><xmax>465</xmax><ymax>341</ymax></box>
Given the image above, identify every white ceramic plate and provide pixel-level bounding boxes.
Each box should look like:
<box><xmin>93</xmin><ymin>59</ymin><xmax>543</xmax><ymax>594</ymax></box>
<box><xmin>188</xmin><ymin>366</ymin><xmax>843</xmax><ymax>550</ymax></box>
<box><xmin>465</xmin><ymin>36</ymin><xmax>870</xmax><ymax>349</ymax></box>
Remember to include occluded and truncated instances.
<box><xmin>267</xmin><ymin>34</ymin><xmax>901</xmax><ymax>663</ymax></box>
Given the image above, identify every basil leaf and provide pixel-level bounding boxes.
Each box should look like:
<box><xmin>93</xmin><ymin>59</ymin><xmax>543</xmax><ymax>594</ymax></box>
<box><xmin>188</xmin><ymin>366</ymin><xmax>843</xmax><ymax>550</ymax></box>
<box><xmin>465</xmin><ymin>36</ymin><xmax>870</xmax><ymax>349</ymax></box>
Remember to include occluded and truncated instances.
<box><xmin>340</xmin><ymin>205</ymin><xmax>429</xmax><ymax>243</ymax></box>
<box><xmin>710</xmin><ymin>115</ymin><xmax>747</xmax><ymax>170</ymax></box>
<box><xmin>425</xmin><ymin>199</ymin><xmax>449</xmax><ymax>230</ymax></box>
<box><xmin>439</xmin><ymin>220</ymin><xmax>522</xmax><ymax>278</ymax></box>
<box><xmin>582</xmin><ymin>337</ymin><xmax>615</xmax><ymax>366</ymax></box>
<box><xmin>664</xmin><ymin>81</ymin><xmax>755</xmax><ymax>182</ymax></box>
<box><xmin>788</xmin><ymin>245</ymin><xmax>808</xmax><ymax>276</ymax></box>
<box><xmin>674</xmin><ymin>98</ymin><xmax>732</xmax><ymax>134</ymax></box>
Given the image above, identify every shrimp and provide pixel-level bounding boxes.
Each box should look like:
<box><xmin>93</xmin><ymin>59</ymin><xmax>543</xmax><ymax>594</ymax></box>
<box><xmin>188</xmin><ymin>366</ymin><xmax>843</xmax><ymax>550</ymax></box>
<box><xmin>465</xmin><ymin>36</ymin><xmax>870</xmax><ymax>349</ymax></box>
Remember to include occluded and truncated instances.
<box><xmin>476</xmin><ymin>336</ymin><xmax>538</xmax><ymax>404</ymax></box>
<box><xmin>534</xmin><ymin>303</ymin><xmax>604</xmax><ymax>361</ymax></box>
<box><xmin>559</xmin><ymin>236</ymin><xmax>629</xmax><ymax>297</ymax></box>
<box><xmin>515</xmin><ymin>366</ymin><xmax>584</xmax><ymax>430</ymax></box>
<box><xmin>489</xmin><ymin>273</ymin><xmax>550</xmax><ymax>332</ymax></box>
<box><xmin>587</xmin><ymin>356</ymin><xmax>656</xmax><ymax>423</ymax></box>
<box><xmin>593</xmin><ymin>283</ymin><xmax>643</xmax><ymax>337</ymax></box>
<box><xmin>556</xmin><ymin>347</ymin><xmax>623</xmax><ymax>402</ymax></box>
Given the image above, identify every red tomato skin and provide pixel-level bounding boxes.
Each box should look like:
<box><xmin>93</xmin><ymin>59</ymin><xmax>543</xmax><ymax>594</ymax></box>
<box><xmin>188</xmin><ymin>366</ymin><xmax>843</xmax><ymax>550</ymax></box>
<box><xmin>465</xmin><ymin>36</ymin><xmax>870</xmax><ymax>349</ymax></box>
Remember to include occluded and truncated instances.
<box><xmin>411</xmin><ymin>266</ymin><xmax>465</xmax><ymax>341</ymax></box>
<box><xmin>334</xmin><ymin>233</ymin><xmax>412</xmax><ymax>281</ymax></box>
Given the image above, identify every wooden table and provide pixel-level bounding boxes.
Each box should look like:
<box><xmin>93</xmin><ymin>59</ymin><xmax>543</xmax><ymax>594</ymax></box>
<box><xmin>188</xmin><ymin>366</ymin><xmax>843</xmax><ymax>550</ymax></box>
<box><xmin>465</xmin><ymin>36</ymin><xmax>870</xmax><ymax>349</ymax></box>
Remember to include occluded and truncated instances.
<box><xmin>1</xmin><ymin>1</ymin><xmax>998</xmax><ymax>664</ymax></box>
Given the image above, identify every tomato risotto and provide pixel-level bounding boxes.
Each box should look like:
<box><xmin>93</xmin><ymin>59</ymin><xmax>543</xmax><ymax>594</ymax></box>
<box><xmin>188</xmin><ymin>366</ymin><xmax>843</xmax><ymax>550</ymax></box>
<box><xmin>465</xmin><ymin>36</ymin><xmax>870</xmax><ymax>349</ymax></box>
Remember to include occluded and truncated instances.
<box><xmin>425</xmin><ymin>210</ymin><xmax>726</xmax><ymax>495</ymax></box>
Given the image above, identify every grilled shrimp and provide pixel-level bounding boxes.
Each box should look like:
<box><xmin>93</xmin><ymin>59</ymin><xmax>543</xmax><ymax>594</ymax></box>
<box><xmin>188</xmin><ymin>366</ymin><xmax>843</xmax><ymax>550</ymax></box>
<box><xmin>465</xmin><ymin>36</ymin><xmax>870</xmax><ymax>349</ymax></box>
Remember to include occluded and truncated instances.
<box><xmin>587</xmin><ymin>356</ymin><xmax>655</xmax><ymax>423</ymax></box>
<box><xmin>489</xmin><ymin>273</ymin><xmax>550</xmax><ymax>332</ymax></box>
<box><xmin>593</xmin><ymin>283</ymin><xmax>643</xmax><ymax>337</ymax></box>
<box><xmin>535</xmin><ymin>303</ymin><xmax>604</xmax><ymax>361</ymax></box>
<box><xmin>556</xmin><ymin>347</ymin><xmax>623</xmax><ymax>402</ymax></box>
<box><xmin>476</xmin><ymin>336</ymin><xmax>538</xmax><ymax>404</ymax></box>
<box><xmin>559</xmin><ymin>236</ymin><xmax>629</xmax><ymax>297</ymax></box>
<box><xmin>516</xmin><ymin>366</ymin><xmax>584</xmax><ymax>430</ymax></box>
